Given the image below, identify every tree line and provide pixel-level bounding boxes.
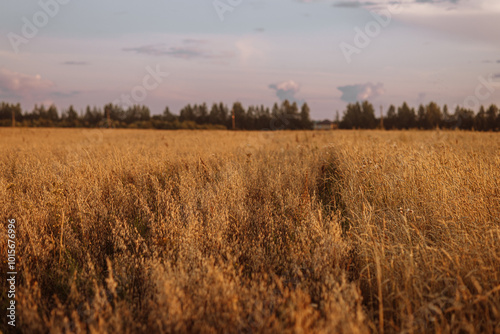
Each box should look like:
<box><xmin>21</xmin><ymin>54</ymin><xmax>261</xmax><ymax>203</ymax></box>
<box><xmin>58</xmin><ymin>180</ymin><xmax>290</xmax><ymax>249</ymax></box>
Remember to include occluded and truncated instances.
<box><xmin>339</xmin><ymin>101</ymin><xmax>500</xmax><ymax>131</ymax></box>
<box><xmin>0</xmin><ymin>100</ymin><xmax>313</xmax><ymax>130</ymax></box>
<box><xmin>1</xmin><ymin>99</ymin><xmax>499</xmax><ymax>131</ymax></box>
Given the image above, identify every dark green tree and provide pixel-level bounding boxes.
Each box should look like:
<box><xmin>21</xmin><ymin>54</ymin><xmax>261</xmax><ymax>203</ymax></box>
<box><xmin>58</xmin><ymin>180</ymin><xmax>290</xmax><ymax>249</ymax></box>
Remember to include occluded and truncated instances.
<box><xmin>397</xmin><ymin>102</ymin><xmax>416</xmax><ymax>129</ymax></box>
<box><xmin>255</xmin><ymin>105</ymin><xmax>271</xmax><ymax>129</ymax></box>
<box><xmin>232</xmin><ymin>102</ymin><xmax>246</xmax><ymax>129</ymax></box>
<box><xmin>425</xmin><ymin>102</ymin><xmax>442</xmax><ymax>129</ymax></box>
<box><xmin>486</xmin><ymin>104</ymin><xmax>498</xmax><ymax>131</ymax></box>
<box><xmin>474</xmin><ymin>106</ymin><xmax>487</xmax><ymax>131</ymax></box>
<box><xmin>497</xmin><ymin>107</ymin><xmax>500</xmax><ymax>131</ymax></box>
<box><xmin>0</xmin><ymin>102</ymin><xmax>22</xmax><ymax>126</ymax></box>
<box><xmin>442</xmin><ymin>104</ymin><xmax>451</xmax><ymax>128</ymax></box>
<box><xmin>36</xmin><ymin>104</ymin><xmax>48</xmax><ymax>120</ymax></box>
<box><xmin>47</xmin><ymin>104</ymin><xmax>59</xmax><ymax>122</ymax></box>
<box><xmin>163</xmin><ymin>106</ymin><xmax>177</xmax><ymax>122</ymax></box>
<box><xmin>62</xmin><ymin>105</ymin><xmax>79</xmax><ymax>127</ymax></box>
<box><xmin>270</xmin><ymin>102</ymin><xmax>286</xmax><ymax>130</ymax></box>
<box><xmin>83</xmin><ymin>106</ymin><xmax>103</xmax><ymax>127</ymax></box>
<box><xmin>286</xmin><ymin>101</ymin><xmax>300</xmax><ymax>129</ymax></box>
<box><xmin>455</xmin><ymin>106</ymin><xmax>474</xmax><ymax>130</ymax></box>
<box><xmin>340</xmin><ymin>102</ymin><xmax>362</xmax><ymax>129</ymax></box>
<box><xmin>245</xmin><ymin>105</ymin><xmax>256</xmax><ymax>130</ymax></box>
<box><xmin>179</xmin><ymin>104</ymin><xmax>195</xmax><ymax>123</ymax></box>
<box><xmin>417</xmin><ymin>104</ymin><xmax>426</xmax><ymax>129</ymax></box>
<box><xmin>300</xmin><ymin>103</ymin><xmax>313</xmax><ymax>130</ymax></box>
<box><xmin>194</xmin><ymin>103</ymin><xmax>209</xmax><ymax>124</ymax></box>
<box><xmin>385</xmin><ymin>105</ymin><xmax>397</xmax><ymax>129</ymax></box>
<box><xmin>360</xmin><ymin>101</ymin><xmax>377</xmax><ymax>129</ymax></box>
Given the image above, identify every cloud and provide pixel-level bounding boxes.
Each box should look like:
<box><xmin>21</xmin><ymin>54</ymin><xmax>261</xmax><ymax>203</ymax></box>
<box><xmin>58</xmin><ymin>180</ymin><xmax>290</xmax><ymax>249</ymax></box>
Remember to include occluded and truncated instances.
<box><xmin>269</xmin><ymin>80</ymin><xmax>304</xmax><ymax>104</ymax></box>
<box><xmin>50</xmin><ymin>90</ymin><xmax>81</xmax><ymax>98</ymax></box>
<box><xmin>414</xmin><ymin>0</ymin><xmax>460</xmax><ymax>3</ymax></box>
<box><xmin>61</xmin><ymin>61</ymin><xmax>88</xmax><ymax>66</ymax></box>
<box><xmin>182</xmin><ymin>38</ymin><xmax>208</xmax><ymax>45</ymax></box>
<box><xmin>123</xmin><ymin>41</ymin><xmax>235</xmax><ymax>60</ymax></box>
<box><xmin>332</xmin><ymin>0</ymin><xmax>469</xmax><ymax>10</ymax></box>
<box><xmin>333</xmin><ymin>1</ymin><xmax>377</xmax><ymax>8</ymax></box>
<box><xmin>0</xmin><ymin>68</ymin><xmax>82</xmax><ymax>103</ymax></box>
<box><xmin>0</xmin><ymin>68</ymin><xmax>54</xmax><ymax>99</ymax></box>
<box><xmin>337</xmin><ymin>82</ymin><xmax>384</xmax><ymax>102</ymax></box>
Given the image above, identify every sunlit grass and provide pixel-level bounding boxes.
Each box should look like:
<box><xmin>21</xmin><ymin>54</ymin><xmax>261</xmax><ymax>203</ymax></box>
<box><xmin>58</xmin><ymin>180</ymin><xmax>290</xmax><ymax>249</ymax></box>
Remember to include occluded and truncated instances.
<box><xmin>1</xmin><ymin>128</ymin><xmax>499</xmax><ymax>333</ymax></box>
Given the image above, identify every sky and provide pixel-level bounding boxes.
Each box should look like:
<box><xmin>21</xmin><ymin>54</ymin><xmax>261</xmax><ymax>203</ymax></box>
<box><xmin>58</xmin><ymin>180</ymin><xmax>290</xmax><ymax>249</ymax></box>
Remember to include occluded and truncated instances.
<box><xmin>0</xmin><ymin>0</ymin><xmax>499</xmax><ymax>120</ymax></box>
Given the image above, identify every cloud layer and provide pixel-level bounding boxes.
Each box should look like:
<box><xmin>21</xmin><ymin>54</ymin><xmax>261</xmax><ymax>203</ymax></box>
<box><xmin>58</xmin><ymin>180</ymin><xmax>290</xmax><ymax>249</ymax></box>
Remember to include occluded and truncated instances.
<box><xmin>61</xmin><ymin>61</ymin><xmax>89</xmax><ymax>66</ymax></box>
<box><xmin>0</xmin><ymin>68</ymin><xmax>54</xmax><ymax>99</ymax></box>
<box><xmin>123</xmin><ymin>40</ymin><xmax>235</xmax><ymax>60</ymax></box>
<box><xmin>331</xmin><ymin>0</ymin><xmax>499</xmax><ymax>11</ymax></box>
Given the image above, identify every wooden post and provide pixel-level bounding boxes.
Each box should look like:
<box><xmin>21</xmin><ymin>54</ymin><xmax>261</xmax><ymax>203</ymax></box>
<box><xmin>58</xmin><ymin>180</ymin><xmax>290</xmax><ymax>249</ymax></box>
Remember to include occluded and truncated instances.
<box><xmin>106</xmin><ymin>106</ymin><xmax>111</xmax><ymax>128</ymax></box>
<box><xmin>231</xmin><ymin>109</ymin><xmax>235</xmax><ymax>130</ymax></box>
<box><xmin>380</xmin><ymin>105</ymin><xmax>384</xmax><ymax>130</ymax></box>
<box><xmin>12</xmin><ymin>108</ymin><xmax>15</xmax><ymax>128</ymax></box>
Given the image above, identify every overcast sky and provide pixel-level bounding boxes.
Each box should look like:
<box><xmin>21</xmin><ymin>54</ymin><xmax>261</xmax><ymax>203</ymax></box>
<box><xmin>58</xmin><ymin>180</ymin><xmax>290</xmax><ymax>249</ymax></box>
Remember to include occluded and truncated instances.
<box><xmin>1</xmin><ymin>0</ymin><xmax>499</xmax><ymax>119</ymax></box>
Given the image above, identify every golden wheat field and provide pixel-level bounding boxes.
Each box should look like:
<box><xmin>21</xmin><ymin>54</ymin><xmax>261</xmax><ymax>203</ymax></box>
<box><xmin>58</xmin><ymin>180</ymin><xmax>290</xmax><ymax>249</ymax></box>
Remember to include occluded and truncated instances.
<box><xmin>1</xmin><ymin>128</ymin><xmax>499</xmax><ymax>333</ymax></box>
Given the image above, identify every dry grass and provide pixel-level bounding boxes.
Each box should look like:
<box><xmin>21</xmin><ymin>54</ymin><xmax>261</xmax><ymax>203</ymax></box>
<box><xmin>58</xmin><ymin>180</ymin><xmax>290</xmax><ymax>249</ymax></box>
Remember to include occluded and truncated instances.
<box><xmin>0</xmin><ymin>128</ymin><xmax>499</xmax><ymax>333</ymax></box>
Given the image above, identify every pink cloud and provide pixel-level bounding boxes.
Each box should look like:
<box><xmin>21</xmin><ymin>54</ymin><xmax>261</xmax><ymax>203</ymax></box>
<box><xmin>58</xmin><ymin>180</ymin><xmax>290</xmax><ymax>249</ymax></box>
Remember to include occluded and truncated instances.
<box><xmin>0</xmin><ymin>68</ymin><xmax>54</xmax><ymax>99</ymax></box>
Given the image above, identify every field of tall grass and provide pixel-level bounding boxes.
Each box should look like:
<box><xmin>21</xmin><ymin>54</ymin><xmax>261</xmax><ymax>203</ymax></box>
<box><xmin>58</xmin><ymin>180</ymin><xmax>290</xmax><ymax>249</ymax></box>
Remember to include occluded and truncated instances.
<box><xmin>1</xmin><ymin>128</ymin><xmax>499</xmax><ymax>333</ymax></box>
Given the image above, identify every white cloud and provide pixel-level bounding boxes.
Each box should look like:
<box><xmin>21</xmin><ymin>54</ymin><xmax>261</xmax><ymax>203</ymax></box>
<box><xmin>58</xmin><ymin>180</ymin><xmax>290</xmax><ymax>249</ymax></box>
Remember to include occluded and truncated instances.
<box><xmin>276</xmin><ymin>80</ymin><xmax>300</xmax><ymax>93</ymax></box>
<box><xmin>338</xmin><ymin>82</ymin><xmax>384</xmax><ymax>102</ymax></box>
<box><xmin>269</xmin><ymin>80</ymin><xmax>304</xmax><ymax>103</ymax></box>
<box><xmin>123</xmin><ymin>40</ymin><xmax>236</xmax><ymax>60</ymax></box>
<box><xmin>333</xmin><ymin>0</ymin><xmax>500</xmax><ymax>44</ymax></box>
<box><xmin>332</xmin><ymin>0</ymin><xmax>500</xmax><ymax>13</ymax></box>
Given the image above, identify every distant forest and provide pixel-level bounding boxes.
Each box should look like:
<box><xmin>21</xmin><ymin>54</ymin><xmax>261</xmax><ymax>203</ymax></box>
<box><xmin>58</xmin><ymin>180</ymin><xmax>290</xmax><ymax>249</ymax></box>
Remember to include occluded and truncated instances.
<box><xmin>339</xmin><ymin>101</ymin><xmax>500</xmax><ymax>131</ymax></box>
<box><xmin>1</xmin><ymin>100</ymin><xmax>499</xmax><ymax>131</ymax></box>
<box><xmin>0</xmin><ymin>101</ymin><xmax>312</xmax><ymax>130</ymax></box>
